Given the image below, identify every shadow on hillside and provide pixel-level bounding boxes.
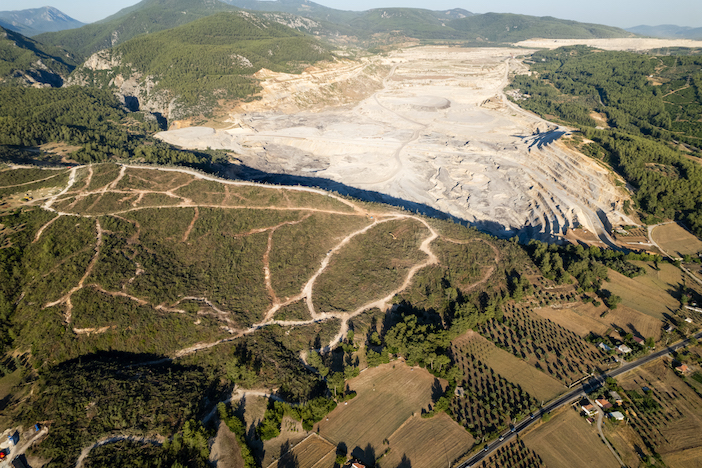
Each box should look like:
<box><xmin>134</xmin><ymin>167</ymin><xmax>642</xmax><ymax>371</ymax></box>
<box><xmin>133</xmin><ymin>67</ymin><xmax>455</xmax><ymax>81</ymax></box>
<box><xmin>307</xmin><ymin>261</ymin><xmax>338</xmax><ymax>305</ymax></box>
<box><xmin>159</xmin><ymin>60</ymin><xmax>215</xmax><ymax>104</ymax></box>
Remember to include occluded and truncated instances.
<box><xmin>216</xmin><ymin>161</ymin><xmax>574</xmax><ymax>242</ymax></box>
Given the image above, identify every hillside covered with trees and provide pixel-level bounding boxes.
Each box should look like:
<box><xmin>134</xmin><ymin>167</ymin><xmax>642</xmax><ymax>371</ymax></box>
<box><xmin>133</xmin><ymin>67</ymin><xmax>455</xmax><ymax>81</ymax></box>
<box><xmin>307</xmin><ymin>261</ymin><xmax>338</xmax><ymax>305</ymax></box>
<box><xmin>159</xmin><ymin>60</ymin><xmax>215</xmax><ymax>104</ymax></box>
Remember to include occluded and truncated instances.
<box><xmin>508</xmin><ymin>46</ymin><xmax>702</xmax><ymax>235</ymax></box>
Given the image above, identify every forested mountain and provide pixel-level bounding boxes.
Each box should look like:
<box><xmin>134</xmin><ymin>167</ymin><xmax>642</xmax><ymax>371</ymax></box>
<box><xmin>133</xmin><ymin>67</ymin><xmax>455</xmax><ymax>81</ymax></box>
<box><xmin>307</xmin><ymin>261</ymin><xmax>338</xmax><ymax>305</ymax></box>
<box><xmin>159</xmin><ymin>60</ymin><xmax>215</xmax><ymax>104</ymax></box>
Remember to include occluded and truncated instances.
<box><xmin>0</xmin><ymin>26</ymin><xmax>78</xmax><ymax>87</ymax></box>
<box><xmin>34</xmin><ymin>0</ymin><xmax>240</xmax><ymax>59</ymax></box>
<box><xmin>0</xmin><ymin>6</ymin><xmax>84</xmax><ymax>37</ymax></box>
<box><xmin>627</xmin><ymin>24</ymin><xmax>702</xmax><ymax>40</ymax></box>
<box><xmin>221</xmin><ymin>0</ymin><xmax>363</xmax><ymax>24</ymax></box>
<box><xmin>67</xmin><ymin>12</ymin><xmax>333</xmax><ymax>119</ymax></box>
<box><xmin>447</xmin><ymin>13</ymin><xmax>631</xmax><ymax>42</ymax></box>
<box><xmin>508</xmin><ymin>46</ymin><xmax>702</xmax><ymax>235</ymax></box>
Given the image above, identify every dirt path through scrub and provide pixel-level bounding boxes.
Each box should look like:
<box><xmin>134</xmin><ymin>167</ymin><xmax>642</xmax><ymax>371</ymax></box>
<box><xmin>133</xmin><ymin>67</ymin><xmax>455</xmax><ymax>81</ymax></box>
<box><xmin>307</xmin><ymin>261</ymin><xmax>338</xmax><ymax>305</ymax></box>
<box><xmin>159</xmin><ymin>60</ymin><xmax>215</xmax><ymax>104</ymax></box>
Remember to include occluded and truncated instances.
<box><xmin>33</xmin><ymin>163</ymin><xmax>499</xmax><ymax>358</ymax></box>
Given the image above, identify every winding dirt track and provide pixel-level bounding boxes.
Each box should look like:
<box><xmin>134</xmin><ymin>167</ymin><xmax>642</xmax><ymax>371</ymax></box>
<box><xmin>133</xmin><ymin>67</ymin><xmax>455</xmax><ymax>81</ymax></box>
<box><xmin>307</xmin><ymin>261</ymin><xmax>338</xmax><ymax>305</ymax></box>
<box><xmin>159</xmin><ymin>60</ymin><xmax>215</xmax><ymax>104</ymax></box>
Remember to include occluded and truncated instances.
<box><xmin>34</xmin><ymin>164</ymin><xmax>499</xmax><ymax>355</ymax></box>
<box><xmin>21</xmin><ymin>163</ymin><xmax>503</xmax><ymax>468</ymax></box>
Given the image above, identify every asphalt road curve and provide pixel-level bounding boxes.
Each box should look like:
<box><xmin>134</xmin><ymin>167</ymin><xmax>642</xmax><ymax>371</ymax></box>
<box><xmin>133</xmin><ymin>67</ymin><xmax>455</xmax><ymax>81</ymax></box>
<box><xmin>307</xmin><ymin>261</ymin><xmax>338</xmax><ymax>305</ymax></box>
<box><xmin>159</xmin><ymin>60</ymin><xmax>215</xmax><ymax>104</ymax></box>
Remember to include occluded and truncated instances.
<box><xmin>457</xmin><ymin>330</ymin><xmax>702</xmax><ymax>468</ymax></box>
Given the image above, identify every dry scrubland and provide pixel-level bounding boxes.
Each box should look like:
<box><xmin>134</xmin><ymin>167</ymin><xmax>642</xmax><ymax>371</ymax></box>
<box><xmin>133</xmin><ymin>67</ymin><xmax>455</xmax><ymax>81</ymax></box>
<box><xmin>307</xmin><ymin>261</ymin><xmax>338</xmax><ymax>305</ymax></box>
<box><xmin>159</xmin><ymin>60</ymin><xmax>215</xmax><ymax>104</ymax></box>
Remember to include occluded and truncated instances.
<box><xmin>523</xmin><ymin>409</ymin><xmax>620</xmax><ymax>468</ymax></box>
<box><xmin>617</xmin><ymin>360</ymin><xmax>702</xmax><ymax>467</ymax></box>
<box><xmin>651</xmin><ymin>223</ymin><xmax>702</xmax><ymax>258</ymax></box>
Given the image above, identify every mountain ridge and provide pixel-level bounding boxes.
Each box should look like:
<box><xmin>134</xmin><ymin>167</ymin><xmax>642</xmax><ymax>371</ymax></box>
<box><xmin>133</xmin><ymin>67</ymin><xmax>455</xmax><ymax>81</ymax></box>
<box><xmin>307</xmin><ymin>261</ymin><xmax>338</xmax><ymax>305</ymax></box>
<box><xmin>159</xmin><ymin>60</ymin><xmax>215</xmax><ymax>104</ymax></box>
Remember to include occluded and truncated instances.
<box><xmin>0</xmin><ymin>6</ymin><xmax>84</xmax><ymax>37</ymax></box>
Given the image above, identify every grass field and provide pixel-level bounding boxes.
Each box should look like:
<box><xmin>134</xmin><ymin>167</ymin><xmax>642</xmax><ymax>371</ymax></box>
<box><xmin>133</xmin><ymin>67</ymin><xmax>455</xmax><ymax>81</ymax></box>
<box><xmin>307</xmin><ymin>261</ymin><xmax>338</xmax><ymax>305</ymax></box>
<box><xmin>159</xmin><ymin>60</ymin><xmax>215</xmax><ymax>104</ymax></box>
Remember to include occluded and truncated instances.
<box><xmin>452</xmin><ymin>331</ymin><xmax>565</xmax><ymax>402</ymax></box>
<box><xmin>318</xmin><ymin>362</ymin><xmax>443</xmax><ymax>466</ymax></box>
<box><xmin>617</xmin><ymin>359</ymin><xmax>702</xmax><ymax>463</ymax></box>
<box><xmin>604</xmin><ymin>262</ymin><xmax>685</xmax><ymax>320</ymax></box>
<box><xmin>266</xmin><ymin>434</ymin><xmax>336</xmax><ymax>468</ymax></box>
<box><xmin>381</xmin><ymin>413</ymin><xmax>474</xmax><ymax>468</ymax></box>
<box><xmin>651</xmin><ymin>223</ymin><xmax>702</xmax><ymax>258</ymax></box>
<box><xmin>522</xmin><ymin>408</ymin><xmax>620</xmax><ymax>468</ymax></box>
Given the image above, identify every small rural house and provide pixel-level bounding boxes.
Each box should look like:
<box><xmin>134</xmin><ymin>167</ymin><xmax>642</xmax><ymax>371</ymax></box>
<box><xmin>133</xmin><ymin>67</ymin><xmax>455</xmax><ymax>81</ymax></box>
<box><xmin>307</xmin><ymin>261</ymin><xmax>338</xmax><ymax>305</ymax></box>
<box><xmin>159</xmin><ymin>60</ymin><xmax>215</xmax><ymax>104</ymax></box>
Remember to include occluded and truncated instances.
<box><xmin>617</xmin><ymin>344</ymin><xmax>632</xmax><ymax>354</ymax></box>
<box><xmin>609</xmin><ymin>391</ymin><xmax>623</xmax><ymax>405</ymax></box>
<box><xmin>598</xmin><ymin>342</ymin><xmax>611</xmax><ymax>352</ymax></box>
<box><xmin>581</xmin><ymin>403</ymin><xmax>596</xmax><ymax>416</ymax></box>
<box><xmin>675</xmin><ymin>364</ymin><xmax>691</xmax><ymax>374</ymax></box>
<box><xmin>609</xmin><ymin>411</ymin><xmax>625</xmax><ymax>421</ymax></box>
<box><xmin>596</xmin><ymin>398</ymin><xmax>613</xmax><ymax>410</ymax></box>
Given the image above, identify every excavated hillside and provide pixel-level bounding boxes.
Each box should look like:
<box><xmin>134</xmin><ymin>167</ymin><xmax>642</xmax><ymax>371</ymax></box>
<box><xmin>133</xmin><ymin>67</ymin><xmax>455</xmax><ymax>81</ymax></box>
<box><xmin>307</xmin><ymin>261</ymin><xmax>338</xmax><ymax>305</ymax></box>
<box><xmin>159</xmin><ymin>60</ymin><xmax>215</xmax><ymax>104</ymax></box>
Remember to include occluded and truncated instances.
<box><xmin>156</xmin><ymin>45</ymin><xmax>638</xmax><ymax>242</ymax></box>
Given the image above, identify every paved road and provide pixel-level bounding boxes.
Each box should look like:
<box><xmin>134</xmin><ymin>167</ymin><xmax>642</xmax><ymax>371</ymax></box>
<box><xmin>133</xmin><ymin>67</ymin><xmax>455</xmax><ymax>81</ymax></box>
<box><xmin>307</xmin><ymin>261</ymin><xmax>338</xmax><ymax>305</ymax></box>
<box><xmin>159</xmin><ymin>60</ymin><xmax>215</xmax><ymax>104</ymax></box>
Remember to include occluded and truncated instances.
<box><xmin>457</xmin><ymin>330</ymin><xmax>702</xmax><ymax>468</ymax></box>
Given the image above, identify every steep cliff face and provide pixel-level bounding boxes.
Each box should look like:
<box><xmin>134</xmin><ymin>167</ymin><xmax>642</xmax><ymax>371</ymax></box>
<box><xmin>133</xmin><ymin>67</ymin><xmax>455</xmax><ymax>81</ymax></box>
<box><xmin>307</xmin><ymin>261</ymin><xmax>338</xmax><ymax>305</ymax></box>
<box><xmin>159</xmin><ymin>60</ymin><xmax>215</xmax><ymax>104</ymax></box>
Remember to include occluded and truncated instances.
<box><xmin>67</xmin><ymin>49</ymin><xmax>181</xmax><ymax>120</ymax></box>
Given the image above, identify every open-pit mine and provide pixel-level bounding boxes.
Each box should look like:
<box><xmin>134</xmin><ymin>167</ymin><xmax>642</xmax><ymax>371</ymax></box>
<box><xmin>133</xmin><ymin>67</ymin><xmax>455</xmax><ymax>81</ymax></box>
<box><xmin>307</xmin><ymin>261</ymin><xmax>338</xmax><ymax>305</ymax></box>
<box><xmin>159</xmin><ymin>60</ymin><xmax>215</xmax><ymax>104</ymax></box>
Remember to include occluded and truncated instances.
<box><xmin>157</xmin><ymin>46</ymin><xmax>638</xmax><ymax>241</ymax></box>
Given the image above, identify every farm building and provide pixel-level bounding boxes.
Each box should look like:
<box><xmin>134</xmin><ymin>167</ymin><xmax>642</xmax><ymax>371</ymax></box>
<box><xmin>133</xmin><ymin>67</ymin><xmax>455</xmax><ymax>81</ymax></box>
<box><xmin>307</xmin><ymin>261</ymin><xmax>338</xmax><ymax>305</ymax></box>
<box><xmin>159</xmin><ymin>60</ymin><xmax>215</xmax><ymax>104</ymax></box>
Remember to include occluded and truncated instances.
<box><xmin>675</xmin><ymin>364</ymin><xmax>691</xmax><ymax>374</ymax></box>
<box><xmin>598</xmin><ymin>342</ymin><xmax>612</xmax><ymax>352</ymax></box>
<box><xmin>351</xmin><ymin>462</ymin><xmax>366</xmax><ymax>468</ymax></box>
<box><xmin>581</xmin><ymin>403</ymin><xmax>596</xmax><ymax>416</ymax></box>
<box><xmin>596</xmin><ymin>399</ymin><xmax>613</xmax><ymax>410</ymax></box>
<box><xmin>617</xmin><ymin>344</ymin><xmax>632</xmax><ymax>354</ymax></box>
<box><xmin>633</xmin><ymin>336</ymin><xmax>644</xmax><ymax>345</ymax></box>
<box><xmin>609</xmin><ymin>411</ymin><xmax>625</xmax><ymax>421</ymax></box>
<box><xmin>609</xmin><ymin>391</ymin><xmax>623</xmax><ymax>405</ymax></box>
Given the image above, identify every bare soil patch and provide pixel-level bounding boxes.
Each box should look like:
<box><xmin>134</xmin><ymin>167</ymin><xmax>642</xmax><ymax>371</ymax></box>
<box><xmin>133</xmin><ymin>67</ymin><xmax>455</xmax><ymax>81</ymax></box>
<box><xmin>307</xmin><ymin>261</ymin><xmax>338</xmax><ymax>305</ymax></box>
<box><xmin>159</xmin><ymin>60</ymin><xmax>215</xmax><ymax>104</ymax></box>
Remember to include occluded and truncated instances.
<box><xmin>382</xmin><ymin>413</ymin><xmax>474</xmax><ymax>468</ymax></box>
<box><xmin>318</xmin><ymin>362</ymin><xmax>444</xmax><ymax>465</ymax></box>
<box><xmin>266</xmin><ymin>434</ymin><xmax>336</xmax><ymax>468</ymax></box>
<box><xmin>534</xmin><ymin>304</ymin><xmax>610</xmax><ymax>336</ymax></box>
<box><xmin>210</xmin><ymin>421</ymin><xmax>245</xmax><ymax>468</ymax></box>
<box><xmin>523</xmin><ymin>408</ymin><xmax>620</xmax><ymax>468</ymax></box>
<box><xmin>651</xmin><ymin>223</ymin><xmax>702</xmax><ymax>258</ymax></box>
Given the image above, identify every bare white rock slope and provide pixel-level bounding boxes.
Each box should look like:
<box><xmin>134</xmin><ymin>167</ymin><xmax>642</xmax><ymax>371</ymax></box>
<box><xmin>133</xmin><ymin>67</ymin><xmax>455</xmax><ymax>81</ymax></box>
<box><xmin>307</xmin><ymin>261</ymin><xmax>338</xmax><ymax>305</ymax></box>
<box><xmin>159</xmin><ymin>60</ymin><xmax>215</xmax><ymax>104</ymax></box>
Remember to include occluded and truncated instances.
<box><xmin>157</xmin><ymin>46</ymin><xmax>637</xmax><ymax>241</ymax></box>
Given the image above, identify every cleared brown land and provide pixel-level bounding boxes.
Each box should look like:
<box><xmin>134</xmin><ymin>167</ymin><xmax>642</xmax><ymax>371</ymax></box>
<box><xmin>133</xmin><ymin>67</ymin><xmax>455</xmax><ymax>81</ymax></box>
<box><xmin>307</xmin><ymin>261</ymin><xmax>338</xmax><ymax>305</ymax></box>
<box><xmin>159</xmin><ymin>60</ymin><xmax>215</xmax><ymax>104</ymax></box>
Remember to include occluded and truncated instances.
<box><xmin>617</xmin><ymin>359</ymin><xmax>702</xmax><ymax>462</ymax></box>
<box><xmin>602</xmin><ymin>420</ymin><xmax>650</xmax><ymax>468</ymax></box>
<box><xmin>533</xmin><ymin>304</ymin><xmax>610</xmax><ymax>337</ymax></box>
<box><xmin>452</xmin><ymin>331</ymin><xmax>564</xmax><ymax>402</ymax></box>
<box><xmin>604</xmin><ymin>263</ymin><xmax>684</xmax><ymax>320</ymax></box>
<box><xmin>210</xmin><ymin>421</ymin><xmax>246</xmax><ymax>468</ymax></box>
<box><xmin>318</xmin><ymin>362</ymin><xmax>443</xmax><ymax>465</ymax></box>
<box><xmin>539</xmin><ymin>301</ymin><xmax>662</xmax><ymax>342</ymax></box>
<box><xmin>381</xmin><ymin>413</ymin><xmax>474</xmax><ymax>468</ymax></box>
<box><xmin>651</xmin><ymin>223</ymin><xmax>702</xmax><ymax>258</ymax></box>
<box><xmin>523</xmin><ymin>408</ymin><xmax>620</xmax><ymax>468</ymax></box>
<box><xmin>267</xmin><ymin>434</ymin><xmax>335</xmax><ymax>468</ymax></box>
<box><xmin>663</xmin><ymin>446</ymin><xmax>702</xmax><ymax>468</ymax></box>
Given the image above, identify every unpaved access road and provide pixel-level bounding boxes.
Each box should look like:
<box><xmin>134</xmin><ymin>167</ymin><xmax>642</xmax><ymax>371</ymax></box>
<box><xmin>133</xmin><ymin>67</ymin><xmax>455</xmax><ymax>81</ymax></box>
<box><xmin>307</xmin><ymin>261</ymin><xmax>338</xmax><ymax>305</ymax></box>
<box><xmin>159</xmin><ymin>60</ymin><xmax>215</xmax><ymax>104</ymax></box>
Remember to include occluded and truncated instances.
<box><xmin>157</xmin><ymin>46</ymin><xmax>638</xmax><ymax>242</ymax></box>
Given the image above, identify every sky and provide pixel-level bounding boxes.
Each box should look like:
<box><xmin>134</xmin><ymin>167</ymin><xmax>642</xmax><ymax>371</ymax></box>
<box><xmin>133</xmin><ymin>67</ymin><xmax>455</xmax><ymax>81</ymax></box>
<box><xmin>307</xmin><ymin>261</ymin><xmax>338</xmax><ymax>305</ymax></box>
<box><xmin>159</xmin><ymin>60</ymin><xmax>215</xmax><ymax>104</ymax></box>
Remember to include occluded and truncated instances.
<box><xmin>3</xmin><ymin>0</ymin><xmax>701</xmax><ymax>28</ymax></box>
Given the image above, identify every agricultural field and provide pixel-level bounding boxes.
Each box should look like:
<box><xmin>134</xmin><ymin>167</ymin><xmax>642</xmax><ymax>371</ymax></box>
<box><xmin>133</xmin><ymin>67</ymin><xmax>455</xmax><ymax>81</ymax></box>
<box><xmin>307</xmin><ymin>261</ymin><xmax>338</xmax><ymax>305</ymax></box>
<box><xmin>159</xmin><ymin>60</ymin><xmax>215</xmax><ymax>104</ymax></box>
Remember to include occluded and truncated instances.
<box><xmin>318</xmin><ymin>362</ymin><xmax>444</xmax><ymax>466</ymax></box>
<box><xmin>617</xmin><ymin>359</ymin><xmax>702</xmax><ymax>466</ymax></box>
<box><xmin>604</xmin><ymin>262</ymin><xmax>694</xmax><ymax>320</ymax></box>
<box><xmin>474</xmin><ymin>439</ymin><xmax>545</xmax><ymax>468</ymax></box>
<box><xmin>381</xmin><ymin>413</ymin><xmax>474</xmax><ymax>468</ymax></box>
<box><xmin>651</xmin><ymin>223</ymin><xmax>702</xmax><ymax>258</ymax></box>
<box><xmin>522</xmin><ymin>408</ymin><xmax>620</xmax><ymax>468</ymax></box>
<box><xmin>602</xmin><ymin>418</ymin><xmax>650</xmax><ymax>468</ymax></box>
<box><xmin>266</xmin><ymin>434</ymin><xmax>335</xmax><ymax>468</ymax></box>
<box><xmin>478</xmin><ymin>303</ymin><xmax>609</xmax><ymax>386</ymax></box>
<box><xmin>452</xmin><ymin>331</ymin><xmax>565</xmax><ymax>402</ymax></box>
<box><xmin>450</xmin><ymin>349</ymin><xmax>538</xmax><ymax>439</ymax></box>
<box><xmin>535</xmin><ymin>301</ymin><xmax>663</xmax><ymax>343</ymax></box>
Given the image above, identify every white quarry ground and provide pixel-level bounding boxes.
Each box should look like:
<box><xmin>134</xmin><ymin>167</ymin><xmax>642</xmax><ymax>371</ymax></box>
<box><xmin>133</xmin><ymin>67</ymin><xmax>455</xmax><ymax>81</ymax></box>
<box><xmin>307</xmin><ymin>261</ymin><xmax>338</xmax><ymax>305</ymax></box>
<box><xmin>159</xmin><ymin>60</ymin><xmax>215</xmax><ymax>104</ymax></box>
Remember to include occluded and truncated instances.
<box><xmin>157</xmin><ymin>46</ymin><xmax>640</xmax><ymax>241</ymax></box>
